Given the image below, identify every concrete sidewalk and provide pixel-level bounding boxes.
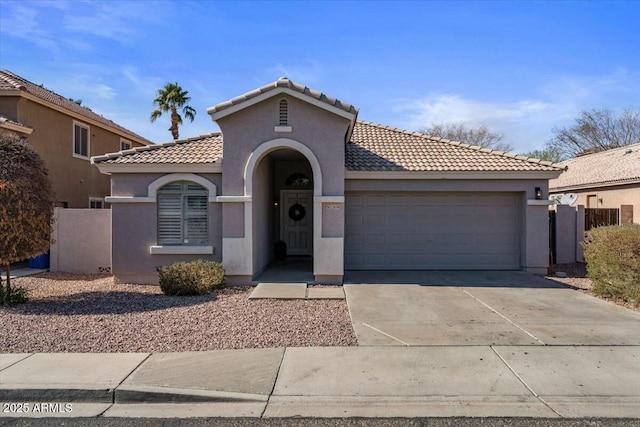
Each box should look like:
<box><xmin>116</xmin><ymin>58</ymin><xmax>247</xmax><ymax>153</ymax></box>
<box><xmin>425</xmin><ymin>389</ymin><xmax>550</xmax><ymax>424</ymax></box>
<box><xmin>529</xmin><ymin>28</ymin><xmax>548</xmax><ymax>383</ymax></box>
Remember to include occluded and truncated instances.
<box><xmin>1</xmin><ymin>346</ymin><xmax>639</xmax><ymax>419</ymax></box>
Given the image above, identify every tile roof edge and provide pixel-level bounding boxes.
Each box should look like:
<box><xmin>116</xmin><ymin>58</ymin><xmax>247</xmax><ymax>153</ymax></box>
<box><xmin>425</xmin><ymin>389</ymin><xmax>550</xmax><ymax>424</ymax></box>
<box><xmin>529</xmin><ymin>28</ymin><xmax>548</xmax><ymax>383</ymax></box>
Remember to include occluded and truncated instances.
<box><xmin>556</xmin><ymin>142</ymin><xmax>640</xmax><ymax>164</ymax></box>
<box><xmin>91</xmin><ymin>132</ymin><xmax>222</xmax><ymax>164</ymax></box>
<box><xmin>355</xmin><ymin>120</ymin><xmax>565</xmax><ymax>170</ymax></box>
<box><xmin>1</xmin><ymin>69</ymin><xmax>153</xmax><ymax>145</ymax></box>
<box><xmin>550</xmin><ymin>176</ymin><xmax>640</xmax><ymax>191</ymax></box>
<box><xmin>209</xmin><ymin>77</ymin><xmax>359</xmax><ymax>115</ymax></box>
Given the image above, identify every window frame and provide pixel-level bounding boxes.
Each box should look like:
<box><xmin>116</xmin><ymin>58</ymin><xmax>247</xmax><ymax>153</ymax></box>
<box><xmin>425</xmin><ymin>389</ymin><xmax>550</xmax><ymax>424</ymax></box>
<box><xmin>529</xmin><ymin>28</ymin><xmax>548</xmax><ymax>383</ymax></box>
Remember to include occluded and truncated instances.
<box><xmin>72</xmin><ymin>121</ymin><xmax>90</xmax><ymax>159</ymax></box>
<box><xmin>157</xmin><ymin>181</ymin><xmax>209</xmax><ymax>246</ymax></box>
<box><xmin>120</xmin><ymin>139</ymin><xmax>132</xmax><ymax>151</ymax></box>
<box><xmin>89</xmin><ymin>197</ymin><xmax>104</xmax><ymax>209</ymax></box>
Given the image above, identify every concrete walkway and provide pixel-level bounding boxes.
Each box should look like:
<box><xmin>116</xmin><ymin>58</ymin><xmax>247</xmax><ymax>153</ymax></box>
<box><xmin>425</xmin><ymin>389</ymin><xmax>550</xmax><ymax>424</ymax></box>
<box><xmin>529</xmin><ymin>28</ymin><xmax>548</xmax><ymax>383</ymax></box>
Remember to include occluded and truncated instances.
<box><xmin>2</xmin><ymin>346</ymin><xmax>639</xmax><ymax>419</ymax></box>
<box><xmin>0</xmin><ymin>268</ymin><xmax>48</xmax><ymax>280</ymax></box>
<box><xmin>249</xmin><ymin>283</ymin><xmax>345</xmax><ymax>299</ymax></box>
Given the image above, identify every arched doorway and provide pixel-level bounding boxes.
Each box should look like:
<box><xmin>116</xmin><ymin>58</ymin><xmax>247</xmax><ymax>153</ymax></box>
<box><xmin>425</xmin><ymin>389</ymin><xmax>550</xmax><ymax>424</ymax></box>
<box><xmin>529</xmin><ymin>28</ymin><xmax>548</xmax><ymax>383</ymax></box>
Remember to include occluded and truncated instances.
<box><xmin>244</xmin><ymin>139</ymin><xmax>322</xmax><ymax>281</ymax></box>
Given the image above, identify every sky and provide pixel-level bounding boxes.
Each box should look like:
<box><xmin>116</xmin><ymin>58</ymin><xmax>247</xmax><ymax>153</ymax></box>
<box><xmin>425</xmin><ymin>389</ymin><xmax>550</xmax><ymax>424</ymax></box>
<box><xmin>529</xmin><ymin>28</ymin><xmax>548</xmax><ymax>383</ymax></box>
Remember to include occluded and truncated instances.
<box><xmin>0</xmin><ymin>0</ymin><xmax>638</xmax><ymax>153</ymax></box>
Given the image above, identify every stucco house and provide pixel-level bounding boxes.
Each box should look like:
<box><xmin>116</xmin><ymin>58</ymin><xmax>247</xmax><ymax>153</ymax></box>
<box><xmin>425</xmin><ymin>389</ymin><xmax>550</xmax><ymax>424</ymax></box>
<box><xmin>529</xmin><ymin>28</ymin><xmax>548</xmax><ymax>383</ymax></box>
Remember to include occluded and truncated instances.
<box><xmin>0</xmin><ymin>69</ymin><xmax>152</xmax><ymax>208</ymax></box>
<box><xmin>549</xmin><ymin>143</ymin><xmax>640</xmax><ymax>224</ymax></box>
<box><xmin>92</xmin><ymin>78</ymin><xmax>563</xmax><ymax>285</ymax></box>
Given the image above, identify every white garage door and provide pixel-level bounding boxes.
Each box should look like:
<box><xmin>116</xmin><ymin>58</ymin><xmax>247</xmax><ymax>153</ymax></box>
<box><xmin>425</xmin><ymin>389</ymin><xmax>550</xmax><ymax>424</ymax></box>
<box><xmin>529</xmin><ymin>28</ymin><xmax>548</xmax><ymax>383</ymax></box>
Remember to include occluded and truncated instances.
<box><xmin>345</xmin><ymin>192</ymin><xmax>521</xmax><ymax>270</ymax></box>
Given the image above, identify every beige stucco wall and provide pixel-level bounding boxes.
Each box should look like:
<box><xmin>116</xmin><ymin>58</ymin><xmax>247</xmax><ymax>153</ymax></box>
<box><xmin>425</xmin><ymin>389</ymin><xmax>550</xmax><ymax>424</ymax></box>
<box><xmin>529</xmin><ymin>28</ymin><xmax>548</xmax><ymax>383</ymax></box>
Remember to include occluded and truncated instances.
<box><xmin>50</xmin><ymin>208</ymin><xmax>111</xmax><ymax>274</ymax></box>
<box><xmin>553</xmin><ymin>184</ymin><xmax>640</xmax><ymax>223</ymax></box>
<box><xmin>0</xmin><ymin>97</ymin><xmax>146</xmax><ymax>208</ymax></box>
<box><xmin>109</xmin><ymin>173</ymin><xmax>222</xmax><ymax>284</ymax></box>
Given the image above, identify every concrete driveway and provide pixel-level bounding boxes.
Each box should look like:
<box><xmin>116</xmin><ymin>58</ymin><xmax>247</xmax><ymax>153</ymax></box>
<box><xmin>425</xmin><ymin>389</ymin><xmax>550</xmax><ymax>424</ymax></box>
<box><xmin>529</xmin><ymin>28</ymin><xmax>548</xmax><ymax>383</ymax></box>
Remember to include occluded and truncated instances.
<box><xmin>343</xmin><ymin>271</ymin><xmax>640</xmax><ymax>346</ymax></box>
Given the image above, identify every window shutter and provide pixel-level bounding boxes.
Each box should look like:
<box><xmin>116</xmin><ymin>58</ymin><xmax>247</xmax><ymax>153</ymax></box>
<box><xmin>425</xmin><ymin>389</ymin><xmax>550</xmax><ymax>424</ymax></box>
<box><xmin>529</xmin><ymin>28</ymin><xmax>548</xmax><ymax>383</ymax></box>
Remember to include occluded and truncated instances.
<box><xmin>158</xmin><ymin>194</ymin><xmax>183</xmax><ymax>244</ymax></box>
<box><xmin>157</xmin><ymin>181</ymin><xmax>209</xmax><ymax>246</ymax></box>
<box><xmin>185</xmin><ymin>195</ymin><xmax>207</xmax><ymax>244</ymax></box>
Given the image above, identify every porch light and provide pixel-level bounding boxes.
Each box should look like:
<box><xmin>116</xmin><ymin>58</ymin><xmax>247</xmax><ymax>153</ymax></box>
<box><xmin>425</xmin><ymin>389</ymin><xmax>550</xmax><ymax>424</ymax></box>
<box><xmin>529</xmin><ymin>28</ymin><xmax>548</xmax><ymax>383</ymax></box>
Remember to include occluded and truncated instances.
<box><xmin>535</xmin><ymin>187</ymin><xmax>542</xmax><ymax>200</ymax></box>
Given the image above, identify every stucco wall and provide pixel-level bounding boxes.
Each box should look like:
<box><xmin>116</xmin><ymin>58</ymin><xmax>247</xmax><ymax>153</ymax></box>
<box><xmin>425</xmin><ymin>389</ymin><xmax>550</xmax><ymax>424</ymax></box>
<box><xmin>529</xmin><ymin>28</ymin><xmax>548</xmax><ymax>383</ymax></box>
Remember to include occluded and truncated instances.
<box><xmin>2</xmin><ymin>98</ymin><xmax>146</xmax><ymax>208</ymax></box>
<box><xmin>110</xmin><ymin>173</ymin><xmax>223</xmax><ymax>284</ymax></box>
<box><xmin>554</xmin><ymin>204</ymin><xmax>586</xmax><ymax>264</ymax></box>
<box><xmin>215</xmin><ymin>94</ymin><xmax>351</xmax><ymax>279</ymax></box>
<box><xmin>346</xmin><ymin>179</ymin><xmax>550</xmax><ymax>195</ymax></box>
<box><xmin>554</xmin><ymin>184</ymin><xmax>639</xmax><ymax>223</ymax></box>
<box><xmin>50</xmin><ymin>208</ymin><xmax>111</xmax><ymax>274</ymax></box>
<box><xmin>217</xmin><ymin>95</ymin><xmax>350</xmax><ymax>197</ymax></box>
<box><xmin>253</xmin><ymin>156</ymin><xmax>274</xmax><ymax>273</ymax></box>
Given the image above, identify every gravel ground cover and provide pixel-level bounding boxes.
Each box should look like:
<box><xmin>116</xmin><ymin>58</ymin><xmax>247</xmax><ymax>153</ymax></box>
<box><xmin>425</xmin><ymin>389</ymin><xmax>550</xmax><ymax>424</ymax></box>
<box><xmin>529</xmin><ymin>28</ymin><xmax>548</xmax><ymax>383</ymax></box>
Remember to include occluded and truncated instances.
<box><xmin>546</xmin><ymin>263</ymin><xmax>639</xmax><ymax>311</ymax></box>
<box><xmin>0</xmin><ymin>273</ymin><xmax>357</xmax><ymax>353</ymax></box>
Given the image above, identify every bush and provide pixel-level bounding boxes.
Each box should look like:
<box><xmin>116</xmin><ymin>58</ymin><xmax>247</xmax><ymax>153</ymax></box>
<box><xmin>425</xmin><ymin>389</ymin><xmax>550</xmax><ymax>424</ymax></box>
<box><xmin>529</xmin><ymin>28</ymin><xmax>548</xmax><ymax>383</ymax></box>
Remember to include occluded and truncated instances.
<box><xmin>0</xmin><ymin>280</ymin><xmax>29</xmax><ymax>305</ymax></box>
<box><xmin>583</xmin><ymin>224</ymin><xmax>640</xmax><ymax>305</ymax></box>
<box><xmin>158</xmin><ymin>260</ymin><xmax>225</xmax><ymax>296</ymax></box>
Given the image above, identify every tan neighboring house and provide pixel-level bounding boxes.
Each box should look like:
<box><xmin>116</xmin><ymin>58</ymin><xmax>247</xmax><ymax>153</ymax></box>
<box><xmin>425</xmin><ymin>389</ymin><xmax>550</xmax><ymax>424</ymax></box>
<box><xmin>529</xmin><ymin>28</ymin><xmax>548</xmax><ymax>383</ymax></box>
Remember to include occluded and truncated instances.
<box><xmin>93</xmin><ymin>77</ymin><xmax>563</xmax><ymax>285</ymax></box>
<box><xmin>549</xmin><ymin>143</ymin><xmax>640</xmax><ymax>224</ymax></box>
<box><xmin>0</xmin><ymin>69</ymin><xmax>152</xmax><ymax>208</ymax></box>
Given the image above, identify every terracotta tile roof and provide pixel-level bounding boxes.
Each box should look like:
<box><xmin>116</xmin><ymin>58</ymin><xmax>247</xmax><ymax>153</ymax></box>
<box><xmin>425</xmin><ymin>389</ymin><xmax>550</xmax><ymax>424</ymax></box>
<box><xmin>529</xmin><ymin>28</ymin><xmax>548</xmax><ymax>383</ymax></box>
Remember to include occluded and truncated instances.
<box><xmin>92</xmin><ymin>133</ymin><xmax>223</xmax><ymax>164</ymax></box>
<box><xmin>0</xmin><ymin>114</ymin><xmax>31</xmax><ymax>130</ymax></box>
<box><xmin>549</xmin><ymin>143</ymin><xmax>640</xmax><ymax>191</ymax></box>
<box><xmin>208</xmin><ymin>77</ymin><xmax>358</xmax><ymax>116</ymax></box>
<box><xmin>0</xmin><ymin>70</ymin><xmax>152</xmax><ymax>145</ymax></box>
<box><xmin>347</xmin><ymin>121</ymin><xmax>561</xmax><ymax>172</ymax></box>
<box><xmin>93</xmin><ymin>122</ymin><xmax>561</xmax><ymax>173</ymax></box>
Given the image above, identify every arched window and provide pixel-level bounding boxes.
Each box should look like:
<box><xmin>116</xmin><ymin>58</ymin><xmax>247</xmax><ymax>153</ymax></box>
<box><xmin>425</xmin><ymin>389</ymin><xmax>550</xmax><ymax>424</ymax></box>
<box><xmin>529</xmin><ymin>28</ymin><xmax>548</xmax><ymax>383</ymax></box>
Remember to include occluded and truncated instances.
<box><xmin>279</xmin><ymin>99</ymin><xmax>288</xmax><ymax>126</ymax></box>
<box><xmin>157</xmin><ymin>181</ymin><xmax>208</xmax><ymax>245</ymax></box>
<box><xmin>285</xmin><ymin>172</ymin><xmax>311</xmax><ymax>188</ymax></box>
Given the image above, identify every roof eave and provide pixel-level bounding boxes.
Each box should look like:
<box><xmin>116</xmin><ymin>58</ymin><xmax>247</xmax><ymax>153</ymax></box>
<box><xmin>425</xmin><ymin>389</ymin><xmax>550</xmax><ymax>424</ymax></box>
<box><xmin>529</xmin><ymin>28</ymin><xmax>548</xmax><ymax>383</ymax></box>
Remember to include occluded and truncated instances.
<box><xmin>550</xmin><ymin>178</ymin><xmax>640</xmax><ymax>193</ymax></box>
<box><xmin>345</xmin><ymin>170</ymin><xmax>564</xmax><ymax>180</ymax></box>
<box><xmin>0</xmin><ymin>120</ymin><xmax>33</xmax><ymax>135</ymax></box>
<box><xmin>0</xmin><ymin>89</ymin><xmax>153</xmax><ymax>146</ymax></box>
<box><xmin>93</xmin><ymin>162</ymin><xmax>223</xmax><ymax>175</ymax></box>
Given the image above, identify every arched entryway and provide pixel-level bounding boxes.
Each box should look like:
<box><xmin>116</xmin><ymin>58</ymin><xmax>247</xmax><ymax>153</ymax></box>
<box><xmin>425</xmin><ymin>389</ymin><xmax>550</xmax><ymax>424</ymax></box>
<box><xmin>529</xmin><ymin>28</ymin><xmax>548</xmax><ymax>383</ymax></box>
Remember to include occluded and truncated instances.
<box><xmin>243</xmin><ymin>138</ymin><xmax>323</xmax><ymax>281</ymax></box>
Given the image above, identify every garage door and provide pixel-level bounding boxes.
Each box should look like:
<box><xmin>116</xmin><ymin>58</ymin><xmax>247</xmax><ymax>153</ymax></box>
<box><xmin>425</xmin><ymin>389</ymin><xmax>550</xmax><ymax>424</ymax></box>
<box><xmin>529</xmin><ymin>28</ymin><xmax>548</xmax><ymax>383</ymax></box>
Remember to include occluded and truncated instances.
<box><xmin>345</xmin><ymin>192</ymin><xmax>521</xmax><ymax>270</ymax></box>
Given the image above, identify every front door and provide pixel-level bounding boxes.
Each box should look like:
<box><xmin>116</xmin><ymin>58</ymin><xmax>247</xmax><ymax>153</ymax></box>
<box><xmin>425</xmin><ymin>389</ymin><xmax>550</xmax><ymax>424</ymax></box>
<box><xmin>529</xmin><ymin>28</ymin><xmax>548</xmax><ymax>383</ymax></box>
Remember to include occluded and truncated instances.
<box><xmin>281</xmin><ymin>190</ymin><xmax>313</xmax><ymax>256</ymax></box>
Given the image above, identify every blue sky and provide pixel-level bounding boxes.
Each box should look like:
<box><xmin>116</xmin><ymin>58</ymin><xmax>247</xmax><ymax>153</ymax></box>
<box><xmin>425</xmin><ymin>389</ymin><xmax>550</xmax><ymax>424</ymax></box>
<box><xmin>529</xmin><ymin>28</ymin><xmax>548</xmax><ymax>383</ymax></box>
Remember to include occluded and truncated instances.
<box><xmin>1</xmin><ymin>0</ymin><xmax>638</xmax><ymax>153</ymax></box>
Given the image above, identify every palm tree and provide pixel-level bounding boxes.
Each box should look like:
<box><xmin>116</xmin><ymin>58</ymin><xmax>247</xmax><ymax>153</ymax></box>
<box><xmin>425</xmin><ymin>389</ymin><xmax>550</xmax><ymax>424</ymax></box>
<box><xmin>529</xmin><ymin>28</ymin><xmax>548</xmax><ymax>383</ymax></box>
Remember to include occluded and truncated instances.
<box><xmin>150</xmin><ymin>82</ymin><xmax>196</xmax><ymax>140</ymax></box>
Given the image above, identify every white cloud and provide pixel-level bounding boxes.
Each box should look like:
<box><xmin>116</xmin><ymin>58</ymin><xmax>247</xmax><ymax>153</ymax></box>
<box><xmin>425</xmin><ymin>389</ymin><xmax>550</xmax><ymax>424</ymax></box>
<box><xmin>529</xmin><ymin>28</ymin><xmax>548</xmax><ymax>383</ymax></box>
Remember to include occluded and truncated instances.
<box><xmin>395</xmin><ymin>70</ymin><xmax>640</xmax><ymax>153</ymax></box>
<box><xmin>0</xmin><ymin>4</ymin><xmax>57</xmax><ymax>50</ymax></box>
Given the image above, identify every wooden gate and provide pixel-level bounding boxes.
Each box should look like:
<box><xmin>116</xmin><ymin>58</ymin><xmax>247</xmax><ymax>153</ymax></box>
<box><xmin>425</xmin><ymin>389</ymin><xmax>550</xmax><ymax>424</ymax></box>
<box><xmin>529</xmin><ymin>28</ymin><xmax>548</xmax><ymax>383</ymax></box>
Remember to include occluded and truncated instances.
<box><xmin>584</xmin><ymin>208</ymin><xmax>619</xmax><ymax>231</ymax></box>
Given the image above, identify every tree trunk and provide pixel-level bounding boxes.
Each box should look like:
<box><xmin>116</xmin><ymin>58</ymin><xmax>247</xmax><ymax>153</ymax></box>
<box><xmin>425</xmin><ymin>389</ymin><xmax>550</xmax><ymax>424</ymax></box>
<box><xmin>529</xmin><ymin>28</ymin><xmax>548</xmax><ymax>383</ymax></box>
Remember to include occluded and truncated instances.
<box><xmin>170</xmin><ymin>108</ymin><xmax>180</xmax><ymax>140</ymax></box>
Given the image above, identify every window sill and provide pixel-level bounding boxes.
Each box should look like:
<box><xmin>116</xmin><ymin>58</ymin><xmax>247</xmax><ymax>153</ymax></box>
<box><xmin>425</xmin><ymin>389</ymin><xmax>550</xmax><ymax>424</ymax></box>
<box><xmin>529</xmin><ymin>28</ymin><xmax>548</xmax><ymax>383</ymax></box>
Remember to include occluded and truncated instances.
<box><xmin>150</xmin><ymin>246</ymin><xmax>214</xmax><ymax>255</ymax></box>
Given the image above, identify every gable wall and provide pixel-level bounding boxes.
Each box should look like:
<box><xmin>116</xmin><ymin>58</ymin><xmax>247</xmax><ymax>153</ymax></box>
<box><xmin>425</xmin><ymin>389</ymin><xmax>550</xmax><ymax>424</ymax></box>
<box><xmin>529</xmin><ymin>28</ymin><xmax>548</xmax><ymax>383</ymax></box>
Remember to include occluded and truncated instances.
<box><xmin>217</xmin><ymin>95</ymin><xmax>351</xmax><ymax>197</ymax></box>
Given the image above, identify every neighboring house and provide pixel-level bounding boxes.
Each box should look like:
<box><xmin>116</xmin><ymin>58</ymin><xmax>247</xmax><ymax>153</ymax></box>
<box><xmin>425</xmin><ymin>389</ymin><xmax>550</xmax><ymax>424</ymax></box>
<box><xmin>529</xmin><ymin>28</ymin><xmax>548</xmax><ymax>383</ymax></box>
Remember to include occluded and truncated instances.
<box><xmin>549</xmin><ymin>143</ymin><xmax>640</xmax><ymax>224</ymax></box>
<box><xmin>92</xmin><ymin>78</ymin><xmax>563</xmax><ymax>285</ymax></box>
<box><xmin>0</xmin><ymin>70</ymin><xmax>152</xmax><ymax>208</ymax></box>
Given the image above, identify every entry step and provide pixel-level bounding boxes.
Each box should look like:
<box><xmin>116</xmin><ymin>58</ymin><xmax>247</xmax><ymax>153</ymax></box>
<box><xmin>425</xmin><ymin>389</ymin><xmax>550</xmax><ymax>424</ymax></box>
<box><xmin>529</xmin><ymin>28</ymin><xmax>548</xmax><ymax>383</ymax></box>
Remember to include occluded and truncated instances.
<box><xmin>249</xmin><ymin>283</ymin><xmax>344</xmax><ymax>300</ymax></box>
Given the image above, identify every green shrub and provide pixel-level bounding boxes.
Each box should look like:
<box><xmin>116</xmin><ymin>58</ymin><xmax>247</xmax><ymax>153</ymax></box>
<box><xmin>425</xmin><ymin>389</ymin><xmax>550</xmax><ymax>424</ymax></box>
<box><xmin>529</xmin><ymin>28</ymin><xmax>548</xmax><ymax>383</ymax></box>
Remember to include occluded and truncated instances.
<box><xmin>583</xmin><ymin>224</ymin><xmax>640</xmax><ymax>305</ymax></box>
<box><xmin>0</xmin><ymin>280</ymin><xmax>29</xmax><ymax>305</ymax></box>
<box><xmin>158</xmin><ymin>260</ymin><xmax>225</xmax><ymax>296</ymax></box>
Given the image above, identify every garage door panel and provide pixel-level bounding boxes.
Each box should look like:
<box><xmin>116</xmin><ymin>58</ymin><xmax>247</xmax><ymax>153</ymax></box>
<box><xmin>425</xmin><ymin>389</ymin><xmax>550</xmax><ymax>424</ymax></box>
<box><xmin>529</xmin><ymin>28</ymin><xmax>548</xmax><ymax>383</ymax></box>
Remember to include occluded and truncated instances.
<box><xmin>345</xmin><ymin>192</ymin><xmax>521</xmax><ymax>270</ymax></box>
